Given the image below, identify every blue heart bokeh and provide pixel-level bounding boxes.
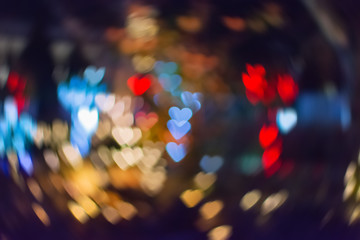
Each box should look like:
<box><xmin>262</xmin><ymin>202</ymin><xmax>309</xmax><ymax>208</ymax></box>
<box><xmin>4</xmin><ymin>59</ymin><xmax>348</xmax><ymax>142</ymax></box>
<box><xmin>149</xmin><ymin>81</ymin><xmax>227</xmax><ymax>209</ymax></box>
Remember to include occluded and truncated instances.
<box><xmin>84</xmin><ymin>66</ymin><xmax>105</xmax><ymax>86</ymax></box>
<box><xmin>168</xmin><ymin>107</ymin><xmax>193</xmax><ymax>124</ymax></box>
<box><xmin>199</xmin><ymin>155</ymin><xmax>224</xmax><ymax>173</ymax></box>
<box><xmin>181</xmin><ymin>91</ymin><xmax>202</xmax><ymax>112</ymax></box>
<box><xmin>167</xmin><ymin>120</ymin><xmax>191</xmax><ymax>140</ymax></box>
<box><xmin>166</xmin><ymin>142</ymin><xmax>187</xmax><ymax>162</ymax></box>
<box><xmin>57</xmin><ymin>66</ymin><xmax>107</xmax><ymax>157</ymax></box>
<box><xmin>0</xmin><ymin>97</ymin><xmax>36</xmax><ymax>175</ymax></box>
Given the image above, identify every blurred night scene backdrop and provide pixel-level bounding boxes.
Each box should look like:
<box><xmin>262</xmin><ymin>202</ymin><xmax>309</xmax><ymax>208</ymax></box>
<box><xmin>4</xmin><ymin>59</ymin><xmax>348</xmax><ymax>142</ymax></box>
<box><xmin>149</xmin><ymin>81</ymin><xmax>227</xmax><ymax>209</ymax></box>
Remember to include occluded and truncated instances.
<box><xmin>0</xmin><ymin>0</ymin><xmax>360</xmax><ymax>239</ymax></box>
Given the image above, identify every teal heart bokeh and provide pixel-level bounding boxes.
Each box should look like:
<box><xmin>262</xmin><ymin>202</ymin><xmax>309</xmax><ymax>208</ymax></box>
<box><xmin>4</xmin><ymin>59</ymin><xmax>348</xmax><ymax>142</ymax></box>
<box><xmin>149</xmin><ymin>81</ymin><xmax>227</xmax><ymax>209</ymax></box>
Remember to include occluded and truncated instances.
<box><xmin>158</xmin><ymin>73</ymin><xmax>182</xmax><ymax>92</ymax></box>
<box><xmin>84</xmin><ymin>66</ymin><xmax>105</xmax><ymax>86</ymax></box>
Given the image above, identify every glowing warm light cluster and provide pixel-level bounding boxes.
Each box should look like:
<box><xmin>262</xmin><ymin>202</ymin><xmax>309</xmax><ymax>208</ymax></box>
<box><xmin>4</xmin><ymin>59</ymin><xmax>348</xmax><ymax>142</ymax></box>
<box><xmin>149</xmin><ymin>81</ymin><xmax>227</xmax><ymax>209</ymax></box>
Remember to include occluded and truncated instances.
<box><xmin>34</xmin><ymin>88</ymin><xmax>168</xmax><ymax>224</ymax></box>
<box><xmin>343</xmin><ymin>156</ymin><xmax>360</xmax><ymax>225</ymax></box>
<box><xmin>240</xmin><ymin>189</ymin><xmax>288</xmax><ymax>216</ymax></box>
<box><xmin>240</xmin><ymin>190</ymin><xmax>262</xmax><ymax>211</ymax></box>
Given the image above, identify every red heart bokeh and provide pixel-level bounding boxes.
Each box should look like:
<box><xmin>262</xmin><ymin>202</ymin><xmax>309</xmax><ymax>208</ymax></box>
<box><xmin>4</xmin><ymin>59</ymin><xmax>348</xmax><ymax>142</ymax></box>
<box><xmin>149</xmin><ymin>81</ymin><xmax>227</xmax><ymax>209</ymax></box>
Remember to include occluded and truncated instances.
<box><xmin>277</xmin><ymin>74</ymin><xmax>298</xmax><ymax>104</ymax></box>
<box><xmin>7</xmin><ymin>72</ymin><xmax>20</xmax><ymax>92</ymax></box>
<box><xmin>242</xmin><ymin>64</ymin><xmax>267</xmax><ymax>93</ymax></box>
<box><xmin>262</xmin><ymin>142</ymin><xmax>282</xmax><ymax>170</ymax></box>
<box><xmin>259</xmin><ymin>124</ymin><xmax>279</xmax><ymax>149</ymax></box>
<box><xmin>127</xmin><ymin>74</ymin><xmax>152</xmax><ymax>96</ymax></box>
<box><xmin>242</xmin><ymin>64</ymin><xmax>276</xmax><ymax>105</ymax></box>
<box><xmin>15</xmin><ymin>94</ymin><xmax>26</xmax><ymax>114</ymax></box>
<box><xmin>246</xmin><ymin>64</ymin><xmax>266</xmax><ymax>77</ymax></box>
<box><xmin>264</xmin><ymin>160</ymin><xmax>282</xmax><ymax>178</ymax></box>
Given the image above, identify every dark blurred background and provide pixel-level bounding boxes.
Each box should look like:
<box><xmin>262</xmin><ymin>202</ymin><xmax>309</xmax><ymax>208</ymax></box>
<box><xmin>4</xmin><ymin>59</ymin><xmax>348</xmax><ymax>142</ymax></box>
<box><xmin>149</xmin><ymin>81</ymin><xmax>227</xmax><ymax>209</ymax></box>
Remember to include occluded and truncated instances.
<box><xmin>0</xmin><ymin>0</ymin><xmax>360</xmax><ymax>239</ymax></box>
